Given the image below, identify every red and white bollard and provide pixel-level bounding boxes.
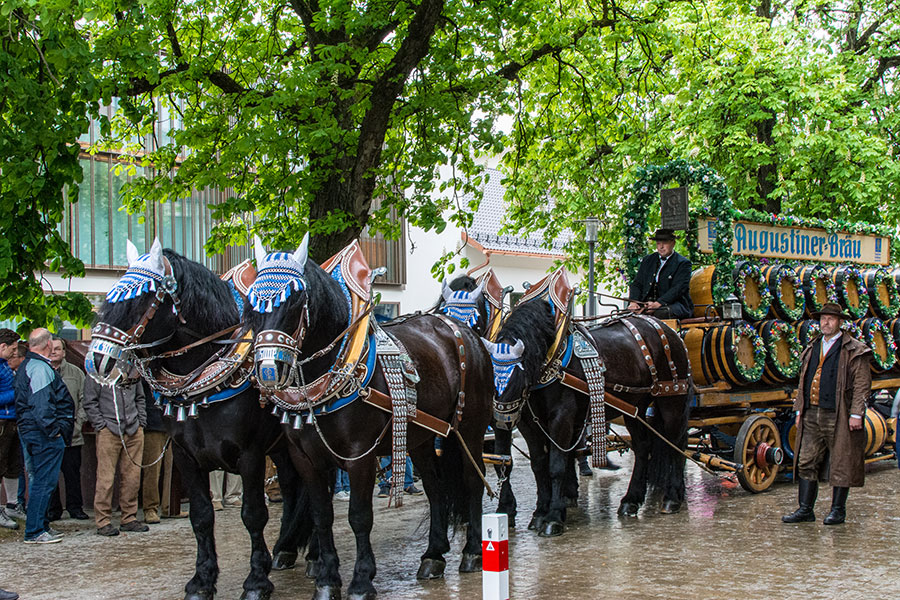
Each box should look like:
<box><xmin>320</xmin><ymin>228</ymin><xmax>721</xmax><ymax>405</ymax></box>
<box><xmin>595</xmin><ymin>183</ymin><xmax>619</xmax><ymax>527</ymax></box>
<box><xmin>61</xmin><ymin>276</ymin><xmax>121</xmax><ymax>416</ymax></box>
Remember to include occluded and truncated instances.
<box><xmin>482</xmin><ymin>513</ymin><xmax>509</xmax><ymax>600</ymax></box>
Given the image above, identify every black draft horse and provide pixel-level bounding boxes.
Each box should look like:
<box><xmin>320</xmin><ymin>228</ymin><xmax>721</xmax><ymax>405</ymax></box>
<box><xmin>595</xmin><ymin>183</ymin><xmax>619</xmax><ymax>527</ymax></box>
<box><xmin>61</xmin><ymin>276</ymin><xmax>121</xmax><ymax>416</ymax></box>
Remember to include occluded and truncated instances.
<box><xmin>484</xmin><ymin>298</ymin><xmax>691</xmax><ymax>536</ymax></box>
<box><xmin>245</xmin><ymin>237</ymin><xmax>494</xmax><ymax>600</ymax></box>
<box><xmin>436</xmin><ymin>275</ymin><xmax>519</xmax><ymax>525</ymax></box>
<box><xmin>86</xmin><ymin>240</ymin><xmax>311</xmax><ymax>600</ymax></box>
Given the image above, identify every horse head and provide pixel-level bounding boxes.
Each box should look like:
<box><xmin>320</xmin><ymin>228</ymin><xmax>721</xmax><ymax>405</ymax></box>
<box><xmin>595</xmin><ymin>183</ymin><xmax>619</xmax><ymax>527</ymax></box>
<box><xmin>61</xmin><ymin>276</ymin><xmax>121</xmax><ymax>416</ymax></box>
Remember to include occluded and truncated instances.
<box><xmin>86</xmin><ymin>238</ymin><xmax>185</xmax><ymax>384</ymax></box>
<box><xmin>245</xmin><ymin>234</ymin><xmax>312</xmax><ymax>390</ymax></box>
<box><xmin>437</xmin><ymin>275</ymin><xmax>489</xmax><ymax>336</ymax></box>
<box><xmin>481</xmin><ymin>337</ymin><xmax>528</xmax><ymax>428</ymax></box>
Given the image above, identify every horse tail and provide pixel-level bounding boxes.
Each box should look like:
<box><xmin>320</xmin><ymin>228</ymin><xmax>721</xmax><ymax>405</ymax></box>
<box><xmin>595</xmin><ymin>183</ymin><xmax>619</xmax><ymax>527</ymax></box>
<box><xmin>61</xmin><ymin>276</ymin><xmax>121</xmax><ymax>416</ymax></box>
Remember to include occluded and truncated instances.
<box><xmin>647</xmin><ymin>394</ymin><xmax>690</xmax><ymax>501</ymax></box>
<box><xmin>436</xmin><ymin>431</ymin><xmax>475</xmax><ymax>530</ymax></box>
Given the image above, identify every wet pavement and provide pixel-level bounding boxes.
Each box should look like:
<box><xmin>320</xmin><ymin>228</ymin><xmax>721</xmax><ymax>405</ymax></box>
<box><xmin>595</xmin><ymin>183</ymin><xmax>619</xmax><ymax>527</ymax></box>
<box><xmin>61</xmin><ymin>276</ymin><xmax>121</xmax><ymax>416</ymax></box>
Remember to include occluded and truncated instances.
<box><xmin>3</xmin><ymin>442</ymin><xmax>899</xmax><ymax>600</ymax></box>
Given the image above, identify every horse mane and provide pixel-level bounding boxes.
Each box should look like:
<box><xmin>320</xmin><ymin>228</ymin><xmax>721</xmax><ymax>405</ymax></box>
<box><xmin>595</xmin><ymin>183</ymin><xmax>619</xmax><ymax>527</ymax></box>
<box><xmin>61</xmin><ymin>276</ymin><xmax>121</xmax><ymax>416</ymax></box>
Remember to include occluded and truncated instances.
<box><xmin>496</xmin><ymin>299</ymin><xmax>555</xmax><ymax>382</ymax></box>
<box><xmin>96</xmin><ymin>249</ymin><xmax>239</xmax><ymax>335</ymax></box>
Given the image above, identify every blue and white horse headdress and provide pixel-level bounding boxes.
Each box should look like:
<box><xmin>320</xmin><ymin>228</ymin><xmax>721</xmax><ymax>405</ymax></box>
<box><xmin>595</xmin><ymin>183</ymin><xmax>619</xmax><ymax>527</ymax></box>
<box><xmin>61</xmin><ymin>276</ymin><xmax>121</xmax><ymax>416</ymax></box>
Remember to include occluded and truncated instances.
<box><xmin>106</xmin><ymin>238</ymin><xmax>167</xmax><ymax>303</ymax></box>
<box><xmin>248</xmin><ymin>234</ymin><xmax>310</xmax><ymax>313</ymax></box>
<box><xmin>481</xmin><ymin>338</ymin><xmax>525</xmax><ymax>396</ymax></box>
<box><xmin>441</xmin><ymin>280</ymin><xmax>486</xmax><ymax>328</ymax></box>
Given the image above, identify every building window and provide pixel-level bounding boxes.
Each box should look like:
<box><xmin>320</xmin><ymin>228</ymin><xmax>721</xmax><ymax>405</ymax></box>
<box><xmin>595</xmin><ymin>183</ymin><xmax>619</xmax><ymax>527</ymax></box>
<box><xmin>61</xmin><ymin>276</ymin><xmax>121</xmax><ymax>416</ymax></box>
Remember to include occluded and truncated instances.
<box><xmin>360</xmin><ymin>198</ymin><xmax>406</xmax><ymax>286</ymax></box>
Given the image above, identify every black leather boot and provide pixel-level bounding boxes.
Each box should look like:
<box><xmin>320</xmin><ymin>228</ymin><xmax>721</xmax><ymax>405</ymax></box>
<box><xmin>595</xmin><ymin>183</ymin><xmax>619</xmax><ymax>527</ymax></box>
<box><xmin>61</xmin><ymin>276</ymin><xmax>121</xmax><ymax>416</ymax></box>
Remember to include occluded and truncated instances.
<box><xmin>823</xmin><ymin>487</ymin><xmax>849</xmax><ymax>525</ymax></box>
<box><xmin>782</xmin><ymin>478</ymin><xmax>818</xmax><ymax>523</ymax></box>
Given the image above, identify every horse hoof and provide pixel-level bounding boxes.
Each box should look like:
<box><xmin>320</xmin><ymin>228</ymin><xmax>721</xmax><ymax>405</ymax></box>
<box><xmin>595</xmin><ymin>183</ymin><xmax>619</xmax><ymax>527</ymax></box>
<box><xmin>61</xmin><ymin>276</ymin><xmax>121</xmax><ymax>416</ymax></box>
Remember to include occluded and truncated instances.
<box><xmin>184</xmin><ymin>592</ymin><xmax>214</xmax><ymax>600</ymax></box>
<box><xmin>527</xmin><ymin>515</ymin><xmax>544</xmax><ymax>531</ymax></box>
<box><xmin>272</xmin><ymin>550</ymin><xmax>298</xmax><ymax>571</ymax></box>
<box><xmin>347</xmin><ymin>592</ymin><xmax>377</xmax><ymax>600</ymax></box>
<box><xmin>416</xmin><ymin>558</ymin><xmax>446</xmax><ymax>580</ymax></box>
<box><xmin>306</xmin><ymin>560</ymin><xmax>319</xmax><ymax>579</ymax></box>
<box><xmin>660</xmin><ymin>500</ymin><xmax>682</xmax><ymax>514</ymax></box>
<box><xmin>538</xmin><ymin>521</ymin><xmax>565</xmax><ymax>537</ymax></box>
<box><xmin>566</xmin><ymin>496</ymin><xmax>578</xmax><ymax>508</ymax></box>
<box><xmin>312</xmin><ymin>586</ymin><xmax>341</xmax><ymax>600</ymax></box>
<box><xmin>240</xmin><ymin>590</ymin><xmax>273</xmax><ymax>600</ymax></box>
<box><xmin>618</xmin><ymin>502</ymin><xmax>639</xmax><ymax>518</ymax></box>
<box><xmin>459</xmin><ymin>552</ymin><xmax>482</xmax><ymax>573</ymax></box>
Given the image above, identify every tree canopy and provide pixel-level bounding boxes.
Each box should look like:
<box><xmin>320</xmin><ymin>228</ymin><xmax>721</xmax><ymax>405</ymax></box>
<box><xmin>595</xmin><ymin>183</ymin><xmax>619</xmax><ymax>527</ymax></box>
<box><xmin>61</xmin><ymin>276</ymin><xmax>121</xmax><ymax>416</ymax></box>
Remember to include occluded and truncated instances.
<box><xmin>3</xmin><ymin>0</ymin><xmax>900</xmax><ymax>327</ymax></box>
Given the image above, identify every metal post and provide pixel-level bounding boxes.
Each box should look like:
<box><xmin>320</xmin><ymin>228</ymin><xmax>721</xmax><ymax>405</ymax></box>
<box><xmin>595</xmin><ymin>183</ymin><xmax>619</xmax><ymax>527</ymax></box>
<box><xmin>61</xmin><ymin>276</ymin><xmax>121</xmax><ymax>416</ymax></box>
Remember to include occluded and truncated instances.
<box><xmin>584</xmin><ymin>217</ymin><xmax>599</xmax><ymax>317</ymax></box>
<box><xmin>482</xmin><ymin>513</ymin><xmax>509</xmax><ymax>600</ymax></box>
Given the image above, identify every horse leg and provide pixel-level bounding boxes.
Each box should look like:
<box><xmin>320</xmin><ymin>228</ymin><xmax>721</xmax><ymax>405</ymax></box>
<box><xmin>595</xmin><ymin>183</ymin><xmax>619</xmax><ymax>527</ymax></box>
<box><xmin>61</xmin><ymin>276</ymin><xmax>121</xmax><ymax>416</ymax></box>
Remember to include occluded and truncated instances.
<box><xmin>344</xmin><ymin>457</ymin><xmax>378</xmax><ymax>600</ymax></box>
<box><xmin>619</xmin><ymin>415</ymin><xmax>651</xmax><ymax>517</ymax></box>
<box><xmin>563</xmin><ymin>453</ymin><xmax>579</xmax><ymax>507</ymax></box>
<box><xmin>518</xmin><ymin>423</ymin><xmax>551</xmax><ymax>532</ymax></box>
<box><xmin>176</xmin><ymin>449</ymin><xmax>218</xmax><ymax>600</ymax></box>
<box><xmin>460</xmin><ymin>433</ymin><xmax>487</xmax><ymax>573</ymax></box>
<box><xmin>492</xmin><ymin>427</ymin><xmax>518</xmax><ymax>528</ymax></box>
<box><xmin>538</xmin><ymin>444</ymin><xmax>571</xmax><ymax>537</ymax></box>
<box><xmin>238</xmin><ymin>455</ymin><xmax>274</xmax><ymax>600</ymax></box>
<box><xmin>270</xmin><ymin>449</ymin><xmax>312</xmax><ymax>572</ymax></box>
<box><xmin>410</xmin><ymin>443</ymin><xmax>450</xmax><ymax>580</ymax></box>
<box><xmin>651</xmin><ymin>397</ymin><xmax>689</xmax><ymax>514</ymax></box>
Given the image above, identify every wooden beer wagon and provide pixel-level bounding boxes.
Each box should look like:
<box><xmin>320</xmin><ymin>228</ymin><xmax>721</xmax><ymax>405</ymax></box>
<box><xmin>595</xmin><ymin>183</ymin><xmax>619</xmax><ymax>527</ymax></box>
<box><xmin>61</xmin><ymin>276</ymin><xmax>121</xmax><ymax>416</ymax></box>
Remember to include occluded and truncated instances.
<box><xmin>614</xmin><ymin>160</ymin><xmax>900</xmax><ymax>493</ymax></box>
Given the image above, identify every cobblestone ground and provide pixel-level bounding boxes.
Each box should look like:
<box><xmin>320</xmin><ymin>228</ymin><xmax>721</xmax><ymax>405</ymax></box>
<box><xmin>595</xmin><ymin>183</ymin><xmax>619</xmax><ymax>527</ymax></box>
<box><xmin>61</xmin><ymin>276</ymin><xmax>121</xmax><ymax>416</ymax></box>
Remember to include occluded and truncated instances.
<box><xmin>3</xmin><ymin>447</ymin><xmax>899</xmax><ymax>600</ymax></box>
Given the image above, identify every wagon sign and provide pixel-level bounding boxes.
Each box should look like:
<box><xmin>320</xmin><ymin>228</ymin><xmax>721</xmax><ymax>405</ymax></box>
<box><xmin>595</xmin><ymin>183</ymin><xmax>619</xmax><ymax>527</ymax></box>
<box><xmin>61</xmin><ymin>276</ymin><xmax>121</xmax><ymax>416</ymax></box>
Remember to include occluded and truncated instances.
<box><xmin>698</xmin><ymin>217</ymin><xmax>891</xmax><ymax>266</ymax></box>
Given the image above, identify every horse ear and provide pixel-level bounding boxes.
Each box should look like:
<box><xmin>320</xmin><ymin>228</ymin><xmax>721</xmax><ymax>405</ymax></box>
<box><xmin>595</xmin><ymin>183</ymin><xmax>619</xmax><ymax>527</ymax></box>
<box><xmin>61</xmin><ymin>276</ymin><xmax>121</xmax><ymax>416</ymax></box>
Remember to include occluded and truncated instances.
<box><xmin>442</xmin><ymin>280</ymin><xmax>454</xmax><ymax>302</ymax></box>
<box><xmin>254</xmin><ymin>235</ymin><xmax>267</xmax><ymax>267</ymax></box>
<box><xmin>292</xmin><ymin>232</ymin><xmax>310</xmax><ymax>271</ymax></box>
<box><xmin>480</xmin><ymin>338</ymin><xmax>497</xmax><ymax>355</ymax></box>
<box><xmin>510</xmin><ymin>339</ymin><xmax>525</xmax><ymax>359</ymax></box>
<box><xmin>126</xmin><ymin>240</ymin><xmax>140</xmax><ymax>267</ymax></box>
<box><xmin>473</xmin><ymin>279</ymin><xmax>485</xmax><ymax>297</ymax></box>
<box><xmin>148</xmin><ymin>237</ymin><xmax>164</xmax><ymax>272</ymax></box>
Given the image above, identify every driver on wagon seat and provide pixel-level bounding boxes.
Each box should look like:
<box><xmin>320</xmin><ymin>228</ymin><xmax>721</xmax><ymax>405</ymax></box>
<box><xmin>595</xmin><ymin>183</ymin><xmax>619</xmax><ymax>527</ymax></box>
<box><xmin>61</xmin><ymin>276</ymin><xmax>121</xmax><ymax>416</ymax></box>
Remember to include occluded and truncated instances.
<box><xmin>627</xmin><ymin>228</ymin><xmax>693</xmax><ymax>320</ymax></box>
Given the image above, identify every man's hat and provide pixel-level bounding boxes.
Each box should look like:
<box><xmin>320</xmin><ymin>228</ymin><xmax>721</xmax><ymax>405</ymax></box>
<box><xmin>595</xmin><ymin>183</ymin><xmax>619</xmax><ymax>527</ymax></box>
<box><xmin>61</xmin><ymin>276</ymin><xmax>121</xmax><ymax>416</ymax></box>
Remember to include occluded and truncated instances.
<box><xmin>811</xmin><ymin>302</ymin><xmax>852</xmax><ymax>321</ymax></box>
<box><xmin>650</xmin><ymin>228</ymin><xmax>677</xmax><ymax>242</ymax></box>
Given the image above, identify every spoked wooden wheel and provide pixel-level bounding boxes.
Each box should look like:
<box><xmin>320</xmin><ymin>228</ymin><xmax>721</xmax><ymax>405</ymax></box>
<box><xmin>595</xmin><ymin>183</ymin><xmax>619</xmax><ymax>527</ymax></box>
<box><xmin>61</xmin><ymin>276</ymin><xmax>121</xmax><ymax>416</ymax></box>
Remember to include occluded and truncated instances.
<box><xmin>734</xmin><ymin>415</ymin><xmax>784</xmax><ymax>493</ymax></box>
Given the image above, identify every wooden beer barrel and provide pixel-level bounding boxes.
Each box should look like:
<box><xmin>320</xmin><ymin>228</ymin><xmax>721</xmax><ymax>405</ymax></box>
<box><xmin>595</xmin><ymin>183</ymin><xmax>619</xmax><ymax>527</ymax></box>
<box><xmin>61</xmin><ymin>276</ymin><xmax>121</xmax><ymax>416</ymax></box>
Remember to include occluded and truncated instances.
<box><xmin>863</xmin><ymin>267</ymin><xmax>900</xmax><ymax>320</ymax></box>
<box><xmin>689</xmin><ymin>266</ymin><xmax>718</xmax><ymax>318</ymax></box>
<box><xmin>864</xmin><ymin>408</ymin><xmax>889</xmax><ymax>456</ymax></box>
<box><xmin>827</xmin><ymin>265</ymin><xmax>869</xmax><ymax>319</ymax></box>
<box><xmin>704</xmin><ymin>321</ymin><xmax>765</xmax><ymax>386</ymax></box>
<box><xmin>755</xmin><ymin>320</ymin><xmax>802</xmax><ymax>384</ymax></box>
<box><xmin>797</xmin><ymin>264</ymin><xmax>837</xmax><ymax>317</ymax></box>
<box><xmin>858</xmin><ymin>317</ymin><xmax>896</xmax><ymax>373</ymax></box>
<box><xmin>887</xmin><ymin>318</ymin><xmax>900</xmax><ymax>366</ymax></box>
<box><xmin>733</xmin><ymin>261</ymin><xmax>771</xmax><ymax>321</ymax></box>
<box><xmin>681</xmin><ymin>327</ymin><xmax>713</xmax><ymax>386</ymax></box>
<box><xmin>795</xmin><ymin>320</ymin><xmax>821</xmax><ymax>348</ymax></box>
<box><xmin>760</xmin><ymin>264</ymin><xmax>805</xmax><ymax>321</ymax></box>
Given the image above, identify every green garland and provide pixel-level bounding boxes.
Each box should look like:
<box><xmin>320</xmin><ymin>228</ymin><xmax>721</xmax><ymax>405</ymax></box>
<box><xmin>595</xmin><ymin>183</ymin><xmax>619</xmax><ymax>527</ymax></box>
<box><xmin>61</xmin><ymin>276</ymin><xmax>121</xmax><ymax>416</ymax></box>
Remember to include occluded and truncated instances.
<box><xmin>796</xmin><ymin>319</ymin><xmax>821</xmax><ymax>347</ymax></box>
<box><xmin>797</xmin><ymin>264</ymin><xmax>839</xmax><ymax>314</ymax></box>
<box><xmin>734</xmin><ymin>261</ymin><xmax>772</xmax><ymax>321</ymax></box>
<box><xmin>832</xmin><ymin>265</ymin><xmax>870</xmax><ymax>319</ymax></box>
<box><xmin>866</xmin><ymin>267</ymin><xmax>900</xmax><ymax>319</ymax></box>
<box><xmin>758</xmin><ymin>320</ymin><xmax>803</xmax><ymax>379</ymax></box>
<box><xmin>733</xmin><ymin>321</ymin><xmax>766</xmax><ymax>383</ymax></box>
<box><xmin>624</xmin><ymin>160</ymin><xmax>734</xmax><ymax>305</ymax></box>
<box><xmin>767</xmin><ymin>266</ymin><xmax>806</xmax><ymax>321</ymax></box>
<box><xmin>842</xmin><ymin>320</ymin><xmax>865</xmax><ymax>344</ymax></box>
<box><xmin>858</xmin><ymin>318</ymin><xmax>897</xmax><ymax>371</ymax></box>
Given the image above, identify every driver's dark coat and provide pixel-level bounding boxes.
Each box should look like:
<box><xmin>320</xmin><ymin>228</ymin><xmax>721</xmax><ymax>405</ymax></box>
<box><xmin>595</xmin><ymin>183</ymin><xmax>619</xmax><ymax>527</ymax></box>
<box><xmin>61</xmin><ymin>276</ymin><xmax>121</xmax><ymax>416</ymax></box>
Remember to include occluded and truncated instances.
<box><xmin>628</xmin><ymin>251</ymin><xmax>693</xmax><ymax>319</ymax></box>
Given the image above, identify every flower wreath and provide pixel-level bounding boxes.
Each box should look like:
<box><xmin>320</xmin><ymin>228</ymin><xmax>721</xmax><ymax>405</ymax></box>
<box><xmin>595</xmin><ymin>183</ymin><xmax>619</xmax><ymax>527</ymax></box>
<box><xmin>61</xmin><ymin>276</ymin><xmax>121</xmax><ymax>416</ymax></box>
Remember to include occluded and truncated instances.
<box><xmin>841</xmin><ymin>320</ymin><xmax>864</xmax><ymax>344</ymax></box>
<box><xmin>769</xmin><ymin>268</ymin><xmax>805</xmax><ymax>321</ymax></box>
<box><xmin>624</xmin><ymin>159</ymin><xmax>734</xmax><ymax>305</ymax></box>
<box><xmin>867</xmin><ymin>268</ymin><xmax>900</xmax><ymax>319</ymax></box>
<box><xmin>733</xmin><ymin>321</ymin><xmax>766</xmax><ymax>382</ymax></box>
<box><xmin>833</xmin><ymin>265</ymin><xmax>869</xmax><ymax>319</ymax></box>
<box><xmin>799</xmin><ymin>264</ymin><xmax>838</xmax><ymax>313</ymax></box>
<box><xmin>797</xmin><ymin>320</ymin><xmax>821</xmax><ymax>348</ymax></box>
<box><xmin>734</xmin><ymin>261</ymin><xmax>772</xmax><ymax>321</ymax></box>
<box><xmin>862</xmin><ymin>318</ymin><xmax>897</xmax><ymax>371</ymax></box>
<box><xmin>762</xmin><ymin>320</ymin><xmax>802</xmax><ymax>378</ymax></box>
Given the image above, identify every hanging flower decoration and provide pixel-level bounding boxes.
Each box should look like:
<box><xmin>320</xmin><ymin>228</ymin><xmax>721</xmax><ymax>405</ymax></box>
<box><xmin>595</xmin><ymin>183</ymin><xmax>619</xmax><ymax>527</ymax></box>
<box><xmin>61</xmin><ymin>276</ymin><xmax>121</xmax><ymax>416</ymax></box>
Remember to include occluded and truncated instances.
<box><xmin>733</xmin><ymin>321</ymin><xmax>766</xmax><ymax>382</ymax></box>
<box><xmin>860</xmin><ymin>318</ymin><xmax>897</xmax><ymax>371</ymax></box>
<box><xmin>758</xmin><ymin>320</ymin><xmax>803</xmax><ymax>380</ymax></box>
<box><xmin>864</xmin><ymin>268</ymin><xmax>900</xmax><ymax>320</ymax></box>
<box><xmin>768</xmin><ymin>268</ymin><xmax>805</xmax><ymax>321</ymax></box>
<box><xmin>796</xmin><ymin>320</ymin><xmax>821</xmax><ymax>348</ymax></box>
<box><xmin>797</xmin><ymin>264</ymin><xmax>838</xmax><ymax>314</ymax></box>
<box><xmin>832</xmin><ymin>265</ymin><xmax>870</xmax><ymax>319</ymax></box>
<box><xmin>624</xmin><ymin>160</ymin><xmax>734</xmax><ymax>305</ymax></box>
<box><xmin>733</xmin><ymin>261</ymin><xmax>772</xmax><ymax>321</ymax></box>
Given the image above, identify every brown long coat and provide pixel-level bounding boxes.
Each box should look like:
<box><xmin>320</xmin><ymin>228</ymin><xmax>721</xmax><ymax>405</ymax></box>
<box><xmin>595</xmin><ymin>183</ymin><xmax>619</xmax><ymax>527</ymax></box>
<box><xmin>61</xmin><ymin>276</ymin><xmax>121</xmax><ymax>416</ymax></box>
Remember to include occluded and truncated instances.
<box><xmin>792</xmin><ymin>331</ymin><xmax>872</xmax><ymax>487</ymax></box>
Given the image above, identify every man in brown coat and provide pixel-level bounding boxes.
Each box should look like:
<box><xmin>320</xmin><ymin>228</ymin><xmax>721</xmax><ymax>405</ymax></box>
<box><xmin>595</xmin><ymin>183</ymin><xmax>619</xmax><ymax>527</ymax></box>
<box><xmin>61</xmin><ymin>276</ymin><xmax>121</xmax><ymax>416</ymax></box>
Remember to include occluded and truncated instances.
<box><xmin>783</xmin><ymin>302</ymin><xmax>872</xmax><ymax>525</ymax></box>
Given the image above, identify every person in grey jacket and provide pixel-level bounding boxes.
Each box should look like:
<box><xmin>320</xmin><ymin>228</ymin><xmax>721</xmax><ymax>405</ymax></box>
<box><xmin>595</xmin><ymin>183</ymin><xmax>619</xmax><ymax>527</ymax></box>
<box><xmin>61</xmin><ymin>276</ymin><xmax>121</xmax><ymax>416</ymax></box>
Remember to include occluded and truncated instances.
<box><xmin>83</xmin><ymin>374</ymin><xmax>148</xmax><ymax>536</ymax></box>
<box><xmin>15</xmin><ymin>328</ymin><xmax>74</xmax><ymax>544</ymax></box>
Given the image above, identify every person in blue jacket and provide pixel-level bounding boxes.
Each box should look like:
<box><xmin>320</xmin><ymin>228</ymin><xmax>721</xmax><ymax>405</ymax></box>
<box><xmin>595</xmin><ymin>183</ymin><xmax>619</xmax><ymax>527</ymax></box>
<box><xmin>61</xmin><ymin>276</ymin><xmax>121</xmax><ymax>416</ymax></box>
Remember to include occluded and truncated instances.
<box><xmin>0</xmin><ymin>329</ymin><xmax>22</xmax><ymax>530</ymax></box>
<box><xmin>14</xmin><ymin>328</ymin><xmax>74</xmax><ymax>544</ymax></box>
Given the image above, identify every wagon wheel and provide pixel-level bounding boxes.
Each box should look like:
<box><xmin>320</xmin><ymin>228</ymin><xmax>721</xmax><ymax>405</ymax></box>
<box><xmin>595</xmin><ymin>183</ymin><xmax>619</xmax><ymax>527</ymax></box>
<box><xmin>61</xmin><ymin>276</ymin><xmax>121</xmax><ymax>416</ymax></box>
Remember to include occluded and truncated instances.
<box><xmin>734</xmin><ymin>415</ymin><xmax>784</xmax><ymax>493</ymax></box>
